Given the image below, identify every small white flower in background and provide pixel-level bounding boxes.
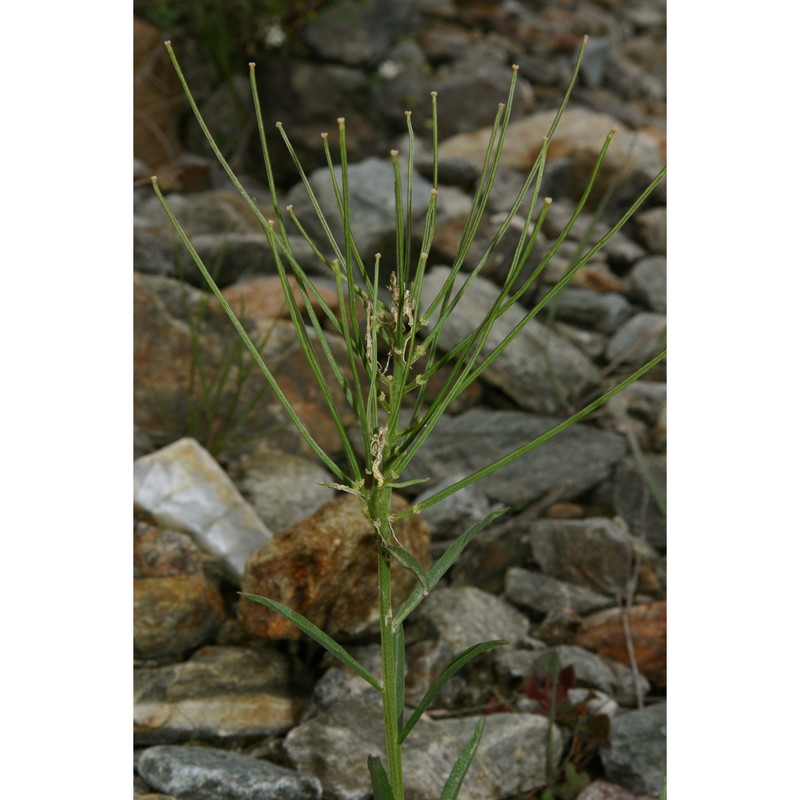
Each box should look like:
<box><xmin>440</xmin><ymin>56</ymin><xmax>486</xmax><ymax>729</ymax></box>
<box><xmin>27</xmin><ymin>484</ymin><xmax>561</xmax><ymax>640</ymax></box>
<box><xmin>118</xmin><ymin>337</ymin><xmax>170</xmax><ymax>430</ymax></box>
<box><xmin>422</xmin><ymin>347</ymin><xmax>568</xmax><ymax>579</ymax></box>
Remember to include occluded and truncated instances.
<box><xmin>264</xmin><ymin>24</ymin><xmax>286</xmax><ymax>48</ymax></box>
<box><xmin>378</xmin><ymin>60</ymin><xmax>402</xmax><ymax>80</ymax></box>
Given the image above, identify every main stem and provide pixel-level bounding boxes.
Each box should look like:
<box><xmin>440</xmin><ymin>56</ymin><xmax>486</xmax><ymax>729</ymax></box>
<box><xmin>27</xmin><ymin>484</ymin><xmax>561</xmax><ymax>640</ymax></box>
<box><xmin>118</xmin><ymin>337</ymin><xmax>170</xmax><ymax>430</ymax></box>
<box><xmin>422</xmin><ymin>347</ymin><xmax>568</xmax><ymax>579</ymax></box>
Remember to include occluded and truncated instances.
<box><xmin>373</xmin><ymin>486</ymin><xmax>404</xmax><ymax>798</ymax></box>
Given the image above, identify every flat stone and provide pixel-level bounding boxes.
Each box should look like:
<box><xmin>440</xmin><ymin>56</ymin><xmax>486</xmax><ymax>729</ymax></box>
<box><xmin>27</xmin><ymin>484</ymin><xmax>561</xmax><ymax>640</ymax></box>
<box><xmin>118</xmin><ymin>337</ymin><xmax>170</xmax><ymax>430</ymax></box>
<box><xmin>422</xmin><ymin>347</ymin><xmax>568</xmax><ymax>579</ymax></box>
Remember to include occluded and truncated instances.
<box><xmin>134</xmin><ymin>438</ymin><xmax>274</xmax><ymax>583</ymax></box>
<box><xmin>576</xmin><ymin>779</ymin><xmax>657</xmax><ymax>800</ymax></box>
<box><xmin>303</xmin><ymin>0</ymin><xmax>415</xmax><ymax>68</ymax></box>
<box><xmin>421</xmin><ymin>266</ymin><xmax>601</xmax><ymax>415</ymax></box>
<box><xmin>134</xmin><ymin>645</ymin><xmax>311</xmax><ymax>744</ymax></box>
<box><xmin>613</xmin><ymin>454</ymin><xmax>666</xmax><ymax>550</ymax></box>
<box><xmin>227</xmin><ymin>444</ymin><xmax>337</xmax><ymax>534</ymax></box>
<box><xmin>601</xmin><ymin>703</ymin><xmax>666</xmax><ymax>796</ymax></box>
<box><xmin>436</xmin><ymin>712</ymin><xmax>560</xmax><ymax>796</ymax></box>
<box><xmin>285</xmin><ymin>157</ymin><xmax>434</xmax><ymax>277</ymax></box>
<box><xmin>404</xmin><ymin>408</ymin><xmax>627</xmax><ymax>508</ymax></box>
<box><xmin>633</xmin><ymin>207</ymin><xmax>666</xmax><ymax>255</ymax></box>
<box><xmin>137</xmin><ymin>745</ymin><xmax>322</xmax><ymax>800</ymax></box>
<box><xmin>409</xmin><ymin>586</ymin><xmax>531</xmax><ymax>654</ymax></box>
<box><xmin>628</xmin><ymin>255</ymin><xmax>666</xmax><ymax>313</ymax></box>
<box><xmin>527</xmin><ymin>517</ymin><xmax>657</xmax><ymax>596</ymax></box>
<box><xmin>438</xmin><ymin>109</ymin><xmax>664</xmax><ymax>208</ymax></box>
<box><xmin>575</xmin><ymin>602</ymin><xmax>666</xmax><ymax>688</ymax></box>
<box><xmin>221</xmin><ymin>275</ymin><xmax>340</xmax><ymax>323</ymax></box>
<box><xmin>239</xmin><ymin>494</ymin><xmax>430</xmax><ymax>639</ymax></box>
<box><xmin>505</xmin><ymin>567</ymin><xmax>614</xmax><ymax>619</ymax></box>
<box><xmin>550</xmin><ymin>288</ymin><xmax>635</xmax><ymax>334</ymax></box>
<box><xmin>605</xmin><ymin>312</ymin><xmax>666</xmax><ymax>365</ymax></box>
<box><xmin>284</xmin><ymin>692</ymin><xmax>496</xmax><ymax>800</ymax></box>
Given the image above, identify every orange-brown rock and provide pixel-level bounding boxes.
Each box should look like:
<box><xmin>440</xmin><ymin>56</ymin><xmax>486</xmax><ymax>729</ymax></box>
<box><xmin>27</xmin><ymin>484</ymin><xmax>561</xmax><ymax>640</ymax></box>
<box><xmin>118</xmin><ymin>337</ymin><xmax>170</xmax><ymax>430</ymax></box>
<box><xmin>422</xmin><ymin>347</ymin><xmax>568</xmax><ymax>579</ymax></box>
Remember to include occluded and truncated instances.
<box><xmin>575</xmin><ymin>601</ymin><xmax>666</xmax><ymax>688</ymax></box>
<box><xmin>134</xmin><ymin>19</ymin><xmax>182</xmax><ymax>169</ymax></box>
<box><xmin>239</xmin><ymin>494</ymin><xmax>431</xmax><ymax>640</ymax></box>
<box><xmin>222</xmin><ymin>276</ymin><xmax>340</xmax><ymax>322</ymax></box>
<box><xmin>134</xmin><ymin>521</ymin><xmax>225</xmax><ymax>660</ymax></box>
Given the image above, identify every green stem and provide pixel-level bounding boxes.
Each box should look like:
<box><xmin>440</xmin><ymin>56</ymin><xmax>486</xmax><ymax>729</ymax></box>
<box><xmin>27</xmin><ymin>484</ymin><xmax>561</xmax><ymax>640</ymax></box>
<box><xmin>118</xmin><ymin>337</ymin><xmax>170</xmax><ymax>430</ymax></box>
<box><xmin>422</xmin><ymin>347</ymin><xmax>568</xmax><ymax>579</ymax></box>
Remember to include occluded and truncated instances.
<box><xmin>373</xmin><ymin>488</ymin><xmax>404</xmax><ymax>799</ymax></box>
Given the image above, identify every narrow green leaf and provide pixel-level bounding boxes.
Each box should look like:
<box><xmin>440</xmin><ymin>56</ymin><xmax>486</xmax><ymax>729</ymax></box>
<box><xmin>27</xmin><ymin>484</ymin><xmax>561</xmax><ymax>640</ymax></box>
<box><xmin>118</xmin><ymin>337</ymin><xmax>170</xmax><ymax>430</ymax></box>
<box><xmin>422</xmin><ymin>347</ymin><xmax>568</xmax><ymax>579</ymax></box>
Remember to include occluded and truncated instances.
<box><xmin>393</xmin><ymin>507</ymin><xmax>509</xmax><ymax>629</ymax></box>
<box><xmin>659</xmin><ymin>778</ymin><xmax>667</xmax><ymax>800</ymax></box>
<box><xmin>399</xmin><ymin>640</ymin><xmax>507</xmax><ymax>744</ymax></box>
<box><xmin>387</xmin><ymin>544</ymin><xmax>430</xmax><ymax>595</ymax></box>
<box><xmin>240</xmin><ymin>593</ymin><xmax>382</xmax><ymax>692</ymax></box>
<box><xmin>439</xmin><ymin>716</ymin><xmax>486</xmax><ymax>800</ymax></box>
<box><xmin>367</xmin><ymin>755</ymin><xmax>396</xmax><ymax>800</ymax></box>
<box><xmin>402</xmin><ymin>349</ymin><xmax>666</xmax><ymax>516</ymax></box>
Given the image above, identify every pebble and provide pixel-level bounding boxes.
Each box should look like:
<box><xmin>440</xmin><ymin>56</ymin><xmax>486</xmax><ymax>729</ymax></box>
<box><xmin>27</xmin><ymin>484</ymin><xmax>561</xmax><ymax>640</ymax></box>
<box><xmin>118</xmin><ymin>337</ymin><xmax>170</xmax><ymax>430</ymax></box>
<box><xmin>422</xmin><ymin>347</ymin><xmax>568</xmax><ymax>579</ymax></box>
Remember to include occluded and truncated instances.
<box><xmin>576</xmin><ymin>601</ymin><xmax>667</xmax><ymax>688</ymax></box>
<box><xmin>505</xmin><ymin>565</ymin><xmax>614</xmax><ymax>618</ymax></box>
<box><xmin>134</xmin><ymin>645</ymin><xmax>312</xmax><ymax>744</ymax></box>
<box><xmin>137</xmin><ymin>744</ymin><xmax>322</xmax><ymax>800</ymax></box>
<box><xmin>406</xmin><ymin>407</ymin><xmax>628</xmax><ymax>508</ymax></box>
<box><xmin>134</xmin><ymin>438</ymin><xmax>274</xmax><ymax>583</ymax></box>
<box><xmin>527</xmin><ymin>516</ymin><xmax>658</xmax><ymax>596</ymax></box>
<box><xmin>421</xmin><ymin>266</ymin><xmax>601</xmax><ymax>414</ymax></box>
<box><xmin>600</xmin><ymin>703</ymin><xmax>666</xmax><ymax>796</ymax></box>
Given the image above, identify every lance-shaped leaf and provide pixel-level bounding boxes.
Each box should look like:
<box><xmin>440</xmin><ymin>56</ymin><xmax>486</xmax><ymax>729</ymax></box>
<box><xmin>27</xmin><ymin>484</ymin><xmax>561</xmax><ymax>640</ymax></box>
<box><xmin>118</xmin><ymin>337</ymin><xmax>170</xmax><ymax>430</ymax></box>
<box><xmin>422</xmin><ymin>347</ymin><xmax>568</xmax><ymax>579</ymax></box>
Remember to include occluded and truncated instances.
<box><xmin>387</xmin><ymin>544</ymin><xmax>431</xmax><ymax>596</ymax></box>
<box><xmin>393</xmin><ymin>507</ymin><xmax>509</xmax><ymax>630</ymax></box>
<box><xmin>240</xmin><ymin>593</ymin><xmax>382</xmax><ymax>692</ymax></box>
<box><xmin>399</xmin><ymin>640</ymin><xmax>507</xmax><ymax>744</ymax></box>
<box><xmin>367</xmin><ymin>755</ymin><xmax>396</xmax><ymax>800</ymax></box>
<box><xmin>439</xmin><ymin>716</ymin><xmax>486</xmax><ymax>800</ymax></box>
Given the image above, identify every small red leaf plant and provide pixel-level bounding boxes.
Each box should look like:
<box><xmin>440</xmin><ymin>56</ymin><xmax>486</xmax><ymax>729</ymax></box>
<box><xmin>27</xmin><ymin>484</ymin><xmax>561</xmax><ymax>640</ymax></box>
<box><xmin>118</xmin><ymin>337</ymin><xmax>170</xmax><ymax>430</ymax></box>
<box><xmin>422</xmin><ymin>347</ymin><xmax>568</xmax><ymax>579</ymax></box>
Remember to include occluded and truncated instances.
<box><xmin>484</xmin><ymin>651</ymin><xmax>610</xmax><ymax>800</ymax></box>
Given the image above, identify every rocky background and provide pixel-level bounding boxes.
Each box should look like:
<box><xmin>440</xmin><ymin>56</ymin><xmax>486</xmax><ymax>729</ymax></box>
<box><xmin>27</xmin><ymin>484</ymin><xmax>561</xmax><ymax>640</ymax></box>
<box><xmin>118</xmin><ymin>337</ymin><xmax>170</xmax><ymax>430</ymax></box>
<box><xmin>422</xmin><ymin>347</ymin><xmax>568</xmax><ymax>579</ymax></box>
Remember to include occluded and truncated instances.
<box><xmin>133</xmin><ymin>1</ymin><xmax>666</xmax><ymax>798</ymax></box>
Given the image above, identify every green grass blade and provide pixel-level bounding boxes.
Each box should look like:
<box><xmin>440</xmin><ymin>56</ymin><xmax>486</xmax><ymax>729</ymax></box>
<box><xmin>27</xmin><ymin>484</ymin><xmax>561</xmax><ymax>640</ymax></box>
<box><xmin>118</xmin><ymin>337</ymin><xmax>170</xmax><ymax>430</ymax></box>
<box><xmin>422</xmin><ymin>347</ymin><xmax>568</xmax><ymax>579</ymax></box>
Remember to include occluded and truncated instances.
<box><xmin>368</xmin><ymin>755</ymin><xmax>396</xmax><ymax>800</ymax></box>
<box><xmin>399</xmin><ymin>640</ymin><xmax>506</xmax><ymax>744</ymax></box>
<box><xmin>392</xmin><ymin>507</ymin><xmax>509</xmax><ymax>629</ymax></box>
<box><xmin>439</xmin><ymin>716</ymin><xmax>486</xmax><ymax>800</ymax></box>
<box><xmin>240</xmin><ymin>592</ymin><xmax>382</xmax><ymax>692</ymax></box>
<box><xmin>407</xmin><ymin>349</ymin><xmax>666</xmax><ymax>516</ymax></box>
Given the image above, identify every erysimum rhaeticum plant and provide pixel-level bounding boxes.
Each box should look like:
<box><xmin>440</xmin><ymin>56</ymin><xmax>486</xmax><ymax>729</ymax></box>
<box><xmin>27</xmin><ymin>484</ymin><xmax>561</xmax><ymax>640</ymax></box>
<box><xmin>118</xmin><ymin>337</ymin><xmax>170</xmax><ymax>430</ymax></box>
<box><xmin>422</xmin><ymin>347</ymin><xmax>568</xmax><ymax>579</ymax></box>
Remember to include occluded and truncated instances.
<box><xmin>151</xmin><ymin>36</ymin><xmax>666</xmax><ymax>800</ymax></box>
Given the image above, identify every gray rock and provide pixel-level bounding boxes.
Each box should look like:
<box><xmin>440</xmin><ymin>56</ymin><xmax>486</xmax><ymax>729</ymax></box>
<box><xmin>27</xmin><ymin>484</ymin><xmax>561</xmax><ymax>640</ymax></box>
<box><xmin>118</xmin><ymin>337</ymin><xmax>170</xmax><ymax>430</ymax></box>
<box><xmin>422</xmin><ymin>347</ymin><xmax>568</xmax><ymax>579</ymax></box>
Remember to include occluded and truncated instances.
<box><xmin>437</xmin><ymin>712</ymin><xmax>560</xmax><ymax>797</ymax></box>
<box><xmin>613</xmin><ymin>454</ymin><xmax>666</xmax><ymax>551</ymax></box>
<box><xmin>190</xmin><ymin>232</ymin><xmax>276</xmax><ymax>287</ymax></box>
<box><xmin>421</xmin><ymin>267</ymin><xmax>601</xmax><ymax>414</ymax></box>
<box><xmin>605</xmin><ymin>312</ymin><xmax>666</xmax><ymax>365</ymax></box>
<box><xmin>285</xmin><ymin>157</ymin><xmax>434</xmax><ymax>276</ymax></box>
<box><xmin>505</xmin><ymin>567</ymin><xmax>614</xmax><ymax>619</ymax></box>
<box><xmin>527</xmin><ymin>517</ymin><xmax>657</xmax><ymax>596</ymax></box>
<box><xmin>227</xmin><ymin>444</ymin><xmax>336</xmax><ymax>534</ymax></box>
<box><xmin>405</xmin><ymin>408</ymin><xmax>627</xmax><ymax>508</ymax></box>
<box><xmin>285</xmin><ymin>692</ymin><xmax>496</xmax><ymax>800</ymax></box>
<box><xmin>428</xmin><ymin>43</ymin><xmax>535</xmax><ymax>139</ymax></box>
<box><xmin>634</xmin><ymin>207</ymin><xmax>666</xmax><ymax>255</ymax></box>
<box><xmin>134</xmin><ymin>646</ymin><xmax>311</xmax><ymax>744</ymax></box>
<box><xmin>601</xmin><ymin>703</ymin><xmax>666</xmax><ymax>796</ymax></box>
<box><xmin>536</xmin><ymin>645</ymin><xmax>619</xmax><ymax>696</ymax></box>
<box><xmin>304</xmin><ymin>0</ymin><xmax>416</xmax><ymax>68</ymax></box>
<box><xmin>138</xmin><ymin>745</ymin><xmax>322</xmax><ymax>800</ymax></box>
<box><xmin>438</xmin><ymin>109</ymin><xmax>664</xmax><ymax>210</ymax></box>
<box><xmin>403</xmin><ymin>586</ymin><xmax>529</xmax><ymax>709</ymax></box>
<box><xmin>134</xmin><ymin>438</ymin><xmax>274</xmax><ymax>583</ymax></box>
<box><xmin>409</xmin><ymin>586</ymin><xmax>531</xmax><ymax>654</ymax></box>
<box><xmin>449</xmin><ymin>509</ymin><xmax>537</xmax><ymax>595</ymax></box>
<box><xmin>551</xmin><ymin>287</ymin><xmax>635</xmax><ymax>334</ymax></box>
<box><xmin>415</xmin><ymin>473</ymin><xmax>494</xmax><ymax>549</ymax></box>
<box><xmin>629</xmin><ymin>255</ymin><xmax>666</xmax><ymax>313</ymax></box>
